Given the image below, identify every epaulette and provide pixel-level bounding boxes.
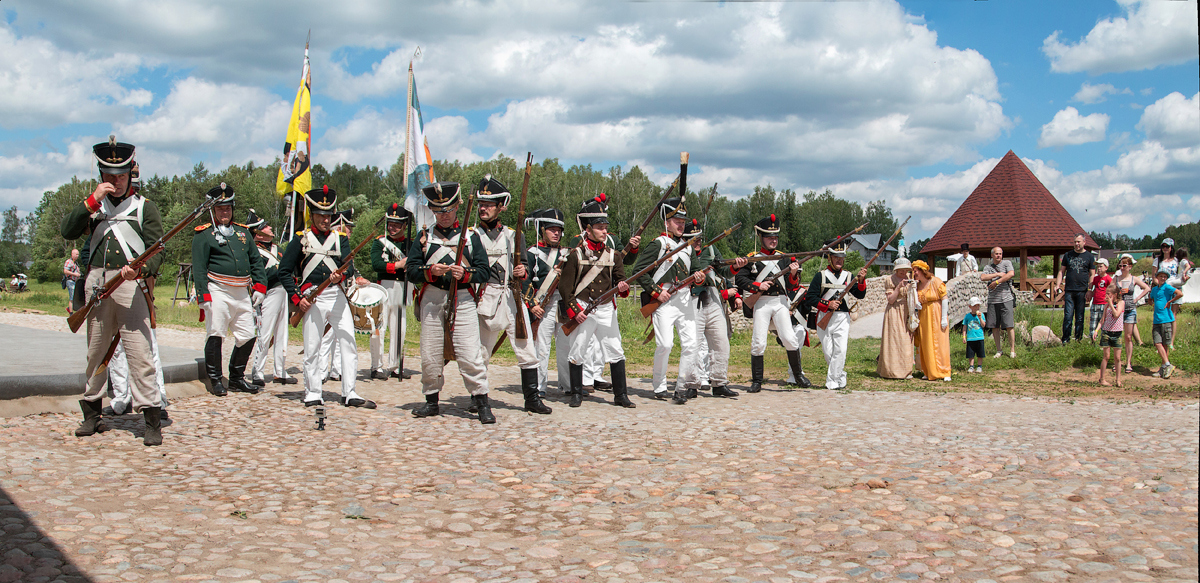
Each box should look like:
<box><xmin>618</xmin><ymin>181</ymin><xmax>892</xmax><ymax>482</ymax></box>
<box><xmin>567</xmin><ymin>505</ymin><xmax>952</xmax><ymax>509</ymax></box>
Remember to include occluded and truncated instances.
<box><xmin>234</xmin><ymin>222</ymin><xmax>247</xmax><ymax>228</ymax></box>
<box><xmin>746</xmin><ymin>251</ymin><xmax>756</xmax><ymax>257</ymax></box>
<box><xmin>195</xmin><ymin>223</ymin><xmax>212</xmax><ymax>232</ymax></box>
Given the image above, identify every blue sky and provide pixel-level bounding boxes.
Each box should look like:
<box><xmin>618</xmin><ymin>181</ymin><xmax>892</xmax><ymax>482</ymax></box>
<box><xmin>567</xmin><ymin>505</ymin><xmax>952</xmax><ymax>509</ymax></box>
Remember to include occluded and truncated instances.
<box><xmin>1</xmin><ymin>0</ymin><xmax>1196</xmax><ymax>241</ymax></box>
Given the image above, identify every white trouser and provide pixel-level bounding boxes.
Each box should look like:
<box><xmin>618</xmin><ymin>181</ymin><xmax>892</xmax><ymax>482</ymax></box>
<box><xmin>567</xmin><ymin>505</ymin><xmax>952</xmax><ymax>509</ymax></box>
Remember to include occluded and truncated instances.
<box><xmin>651</xmin><ymin>291</ymin><xmax>698</xmax><ymax>394</ymax></box>
<box><xmin>203</xmin><ymin>281</ymin><xmax>255</xmax><ymax>346</ymax></box>
<box><xmin>109</xmin><ymin>328</ymin><xmax>167</xmax><ymax>414</ymax></box>
<box><xmin>302</xmin><ymin>288</ymin><xmax>360</xmax><ymax>402</ymax></box>
<box><xmin>567</xmin><ymin>301</ymin><xmax>624</xmax><ymax>366</ymax></box>
<box><xmin>478</xmin><ymin>285</ymin><xmax>539</xmax><ymax>369</ymax></box>
<box><xmin>586</xmin><ymin>337</ymin><xmax>606</xmax><ymax>385</ymax></box>
<box><xmin>370</xmin><ymin>280</ymin><xmax>408</xmax><ymax>373</ymax></box>
<box><xmin>785</xmin><ymin>322</ymin><xmax>807</xmax><ymax>384</ymax></box>
<box><xmin>319</xmin><ymin>324</ymin><xmax>343</xmax><ymax>378</ymax></box>
<box><xmin>816</xmin><ymin>311</ymin><xmax>850</xmax><ymax>389</ymax></box>
<box><xmin>750</xmin><ymin>295</ymin><xmax>799</xmax><ymax>356</ymax></box>
<box><xmin>534</xmin><ymin>291</ymin><xmax>569</xmax><ymax>392</ymax></box>
<box><xmin>252</xmin><ymin>286</ymin><xmax>289</xmax><ymax>380</ymax></box>
<box><xmin>695</xmin><ymin>296</ymin><xmax>731</xmax><ymax>388</ymax></box>
<box><xmin>418</xmin><ymin>287</ymin><xmax>488</xmax><ymax>396</ymax></box>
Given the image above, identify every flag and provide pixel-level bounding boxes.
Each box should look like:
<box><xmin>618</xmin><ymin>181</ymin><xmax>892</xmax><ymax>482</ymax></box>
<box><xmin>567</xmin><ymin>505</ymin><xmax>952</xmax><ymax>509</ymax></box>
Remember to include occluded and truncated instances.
<box><xmin>277</xmin><ymin>34</ymin><xmax>312</xmax><ymax>237</ymax></box>
<box><xmin>403</xmin><ymin>60</ymin><xmax>436</xmax><ymax>229</ymax></box>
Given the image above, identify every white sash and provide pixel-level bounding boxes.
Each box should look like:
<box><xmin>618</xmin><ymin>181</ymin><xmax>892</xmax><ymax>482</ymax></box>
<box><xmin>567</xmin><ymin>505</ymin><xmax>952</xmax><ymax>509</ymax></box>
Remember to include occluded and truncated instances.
<box><xmin>475</xmin><ymin>226</ymin><xmax>513</xmax><ymax>281</ymax></box>
<box><xmin>89</xmin><ymin>196</ymin><xmax>146</xmax><ymax>262</ymax></box>
<box><xmin>821</xmin><ymin>269</ymin><xmax>851</xmax><ymax>301</ymax></box>
<box><xmin>300</xmin><ymin>231</ymin><xmax>341</xmax><ymax>283</ymax></box>
<box><xmin>754</xmin><ymin>254</ymin><xmax>781</xmax><ymax>283</ymax></box>
<box><xmin>574</xmin><ymin>247</ymin><xmax>615</xmax><ymax>296</ymax></box>
<box><xmin>532</xmin><ymin>247</ymin><xmax>563</xmax><ymax>302</ymax></box>
<box><xmin>379</xmin><ymin>237</ymin><xmax>405</xmax><ymax>262</ymax></box>
<box><xmin>257</xmin><ymin>244</ymin><xmax>280</xmax><ymax>270</ymax></box>
<box><xmin>651</xmin><ymin>235</ymin><xmax>691</xmax><ymax>284</ymax></box>
<box><xmin>426</xmin><ymin>227</ymin><xmax>466</xmax><ymax>266</ymax></box>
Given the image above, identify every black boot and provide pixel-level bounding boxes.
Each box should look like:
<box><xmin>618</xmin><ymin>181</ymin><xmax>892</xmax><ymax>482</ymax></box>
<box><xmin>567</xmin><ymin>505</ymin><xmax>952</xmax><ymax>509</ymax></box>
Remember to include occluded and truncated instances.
<box><xmin>204</xmin><ymin>336</ymin><xmax>226</xmax><ymax>396</ymax></box>
<box><xmin>75</xmin><ymin>399</ymin><xmax>108</xmax><ymax>437</ymax></box>
<box><xmin>569</xmin><ymin>363</ymin><xmax>584</xmax><ymax>408</ymax></box>
<box><xmin>672</xmin><ymin>389</ymin><xmax>688</xmax><ymax>405</ymax></box>
<box><xmin>712</xmin><ymin>384</ymin><xmax>739</xmax><ymax>397</ymax></box>
<box><xmin>412</xmin><ymin>393</ymin><xmax>439</xmax><ymax>417</ymax></box>
<box><xmin>748</xmin><ymin>355</ymin><xmax>764</xmax><ymax>393</ymax></box>
<box><xmin>521</xmin><ymin>368</ymin><xmax>552</xmax><ymax>414</ymax></box>
<box><xmin>686</xmin><ymin>386</ymin><xmax>698</xmax><ymax>399</ymax></box>
<box><xmin>473</xmin><ymin>394</ymin><xmax>496</xmax><ymax>424</ymax></box>
<box><xmin>787</xmin><ymin>350</ymin><xmax>811</xmax><ymax>388</ymax></box>
<box><xmin>227</xmin><ymin>339</ymin><xmax>260</xmax><ymax>394</ymax></box>
<box><xmin>142</xmin><ymin>407</ymin><xmax>162</xmax><ymax>446</ymax></box>
<box><xmin>611</xmin><ymin>361</ymin><xmax>635</xmax><ymax>408</ymax></box>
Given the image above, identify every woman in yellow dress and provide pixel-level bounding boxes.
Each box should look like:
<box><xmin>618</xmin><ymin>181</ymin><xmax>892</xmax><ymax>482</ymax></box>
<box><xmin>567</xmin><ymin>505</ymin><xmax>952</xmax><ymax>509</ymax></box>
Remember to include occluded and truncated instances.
<box><xmin>911</xmin><ymin>260</ymin><xmax>952</xmax><ymax>381</ymax></box>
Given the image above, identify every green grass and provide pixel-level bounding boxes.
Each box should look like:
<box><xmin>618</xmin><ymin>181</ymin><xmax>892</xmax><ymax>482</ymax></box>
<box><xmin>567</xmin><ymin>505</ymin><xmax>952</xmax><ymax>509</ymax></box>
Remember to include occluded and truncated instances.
<box><xmin>6</xmin><ymin>281</ymin><xmax>1196</xmax><ymax>395</ymax></box>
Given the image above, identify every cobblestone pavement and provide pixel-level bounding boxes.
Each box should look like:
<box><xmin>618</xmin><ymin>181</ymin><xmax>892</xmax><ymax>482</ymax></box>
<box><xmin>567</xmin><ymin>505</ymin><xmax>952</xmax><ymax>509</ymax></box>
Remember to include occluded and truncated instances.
<box><xmin>1</xmin><ymin>366</ymin><xmax>1196</xmax><ymax>583</ymax></box>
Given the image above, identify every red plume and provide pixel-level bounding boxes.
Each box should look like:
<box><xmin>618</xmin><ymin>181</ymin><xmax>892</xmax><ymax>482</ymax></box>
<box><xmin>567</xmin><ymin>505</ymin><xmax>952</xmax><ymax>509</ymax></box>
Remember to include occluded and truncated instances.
<box><xmin>770</xmin><ymin>213</ymin><xmax>776</xmax><ymax>222</ymax></box>
<box><xmin>598</xmin><ymin>193</ymin><xmax>607</xmax><ymax>202</ymax></box>
<box><xmin>323</xmin><ymin>185</ymin><xmax>329</xmax><ymax>194</ymax></box>
<box><xmin>692</xmin><ymin>219</ymin><xmax>698</xmax><ymax>225</ymax></box>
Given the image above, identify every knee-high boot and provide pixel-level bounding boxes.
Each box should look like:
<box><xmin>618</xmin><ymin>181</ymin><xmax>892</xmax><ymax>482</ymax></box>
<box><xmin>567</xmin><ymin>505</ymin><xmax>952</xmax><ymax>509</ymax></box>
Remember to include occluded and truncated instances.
<box><xmin>472</xmin><ymin>394</ymin><xmax>496</xmax><ymax>425</ymax></box>
<box><xmin>204</xmin><ymin>336</ymin><xmax>226</xmax><ymax>396</ymax></box>
<box><xmin>227</xmin><ymin>339</ymin><xmax>260</xmax><ymax>394</ymax></box>
<box><xmin>787</xmin><ymin>350</ymin><xmax>811</xmax><ymax>388</ymax></box>
<box><xmin>521</xmin><ymin>368</ymin><xmax>553</xmax><ymax>414</ymax></box>
<box><xmin>610</xmin><ymin>360</ymin><xmax>635</xmax><ymax>408</ymax></box>
<box><xmin>142</xmin><ymin>407</ymin><xmax>162</xmax><ymax>446</ymax></box>
<box><xmin>748</xmin><ymin>355</ymin><xmax>764</xmax><ymax>393</ymax></box>
<box><xmin>568</xmin><ymin>363</ymin><xmax>584</xmax><ymax>408</ymax></box>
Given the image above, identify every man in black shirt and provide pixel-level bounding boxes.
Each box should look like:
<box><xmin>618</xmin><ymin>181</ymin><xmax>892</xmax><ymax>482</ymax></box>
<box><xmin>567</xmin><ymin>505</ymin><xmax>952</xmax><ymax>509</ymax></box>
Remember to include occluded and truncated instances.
<box><xmin>1054</xmin><ymin>234</ymin><xmax>1096</xmax><ymax>344</ymax></box>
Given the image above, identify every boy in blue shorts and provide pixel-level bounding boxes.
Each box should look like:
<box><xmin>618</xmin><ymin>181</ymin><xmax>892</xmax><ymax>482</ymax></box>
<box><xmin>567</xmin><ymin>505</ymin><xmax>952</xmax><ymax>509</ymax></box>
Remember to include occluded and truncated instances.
<box><xmin>962</xmin><ymin>297</ymin><xmax>986</xmax><ymax>373</ymax></box>
<box><xmin>1148</xmin><ymin>268</ymin><xmax>1183</xmax><ymax>379</ymax></box>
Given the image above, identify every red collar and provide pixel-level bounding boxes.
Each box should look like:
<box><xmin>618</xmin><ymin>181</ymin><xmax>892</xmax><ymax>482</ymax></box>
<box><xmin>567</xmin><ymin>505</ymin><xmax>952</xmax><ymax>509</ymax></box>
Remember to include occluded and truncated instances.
<box><xmin>586</xmin><ymin>238</ymin><xmax>606</xmax><ymax>252</ymax></box>
<box><xmin>537</xmin><ymin>241</ymin><xmax>560</xmax><ymax>248</ymax></box>
<box><xmin>388</xmin><ymin>234</ymin><xmax>407</xmax><ymax>242</ymax></box>
<box><xmin>759</xmin><ymin>248</ymin><xmax>776</xmax><ymax>255</ymax></box>
<box><xmin>313</xmin><ymin>228</ymin><xmax>330</xmax><ymax>237</ymax></box>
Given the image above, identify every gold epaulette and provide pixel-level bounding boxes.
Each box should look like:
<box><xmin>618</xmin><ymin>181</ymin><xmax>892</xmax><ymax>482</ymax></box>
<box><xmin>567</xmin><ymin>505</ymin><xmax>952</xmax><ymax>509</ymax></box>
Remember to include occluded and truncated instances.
<box><xmin>194</xmin><ymin>223</ymin><xmax>212</xmax><ymax>232</ymax></box>
<box><xmin>234</xmin><ymin>222</ymin><xmax>247</xmax><ymax>228</ymax></box>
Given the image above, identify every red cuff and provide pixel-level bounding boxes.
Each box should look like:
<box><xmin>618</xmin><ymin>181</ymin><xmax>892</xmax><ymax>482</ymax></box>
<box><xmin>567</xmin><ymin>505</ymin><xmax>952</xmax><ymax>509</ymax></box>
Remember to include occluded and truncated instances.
<box><xmin>425</xmin><ymin>269</ymin><xmax>437</xmax><ymax>282</ymax></box>
<box><xmin>459</xmin><ymin>269</ymin><xmax>471</xmax><ymax>283</ymax></box>
<box><xmin>252</xmin><ymin>283</ymin><xmax>266</xmax><ymax>294</ymax></box>
<box><xmin>85</xmin><ymin>197</ymin><xmax>102</xmax><ymax>213</ymax></box>
<box><xmin>566</xmin><ymin>302</ymin><xmax>582</xmax><ymax>319</ymax></box>
<box><xmin>857</xmin><ymin>280</ymin><xmax>866</xmax><ymax>291</ymax></box>
<box><xmin>291</xmin><ymin>294</ymin><xmax>302</xmax><ymax>305</ymax></box>
<box><xmin>818</xmin><ymin>300</ymin><xmax>829</xmax><ymax>312</ymax></box>
<box><xmin>386</xmin><ymin>263</ymin><xmax>397</xmax><ymax>274</ymax></box>
<box><xmin>202</xmin><ymin>293</ymin><xmax>212</xmax><ymax>303</ymax></box>
<box><xmin>756</xmin><ymin>281</ymin><xmax>768</xmax><ymax>290</ymax></box>
<box><xmin>618</xmin><ymin>287</ymin><xmax>630</xmax><ymax>298</ymax></box>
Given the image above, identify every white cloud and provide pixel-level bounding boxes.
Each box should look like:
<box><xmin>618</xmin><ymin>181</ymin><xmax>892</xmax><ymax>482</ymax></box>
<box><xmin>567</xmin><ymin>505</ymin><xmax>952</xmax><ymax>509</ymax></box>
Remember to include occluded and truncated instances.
<box><xmin>1137</xmin><ymin>92</ymin><xmax>1200</xmax><ymax>149</ymax></box>
<box><xmin>1072</xmin><ymin>82</ymin><xmax>1130</xmax><ymax>104</ymax></box>
<box><xmin>1038</xmin><ymin>107</ymin><xmax>1109</xmax><ymax>148</ymax></box>
<box><xmin>0</xmin><ymin>139</ymin><xmax>94</xmax><ymax>209</ymax></box>
<box><xmin>1043</xmin><ymin>0</ymin><xmax>1199</xmax><ymax>74</ymax></box>
<box><xmin>0</xmin><ymin>25</ymin><xmax>146</xmax><ymax>129</ymax></box>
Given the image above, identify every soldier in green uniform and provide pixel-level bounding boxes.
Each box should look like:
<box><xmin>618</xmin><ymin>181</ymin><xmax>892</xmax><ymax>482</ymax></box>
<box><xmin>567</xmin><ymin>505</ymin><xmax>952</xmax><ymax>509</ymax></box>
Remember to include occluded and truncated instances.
<box><xmin>684</xmin><ymin>219</ymin><xmax>747</xmax><ymax>398</ymax></box>
<box><xmin>60</xmin><ymin>138</ymin><xmax>165</xmax><ymax>446</ymax></box>
<box><xmin>369</xmin><ymin>203</ymin><xmax>413</xmax><ymax>380</ymax></box>
<box><xmin>192</xmin><ymin>184</ymin><xmax>267</xmax><ymax>395</ymax></box>
<box><xmin>247</xmin><ymin>210</ymin><xmax>296</xmax><ymax>386</ymax></box>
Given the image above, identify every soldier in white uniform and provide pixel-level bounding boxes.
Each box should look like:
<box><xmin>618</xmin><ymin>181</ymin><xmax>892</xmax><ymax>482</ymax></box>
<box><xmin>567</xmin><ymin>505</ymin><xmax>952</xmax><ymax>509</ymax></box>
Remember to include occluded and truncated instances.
<box><xmin>318</xmin><ymin>210</ymin><xmax>357</xmax><ymax>382</ymax></box>
<box><xmin>246</xmin><ymin>210</ymin><xmax>297</xmax><ymax>386</ymax></box>
<box><xmin>406</xmin><ymin>182</ymin><xmax>496</xmax><ymax>424</ymax></box>
<box><xmin>683</xmin><ymin>219</ymin><xmax>746</xmax><ymax>398</ymax></box>
<box><xmin>525</xmin><ymin>208</ymin><xmax>569</xmax><ymax>397</ymax></box>
<box><xmin>279</xmin><ymin>187</ymin><xmax>376</xmax><ymax>409</ymax></box>
<box><xmin>633</xmin><ymin>198</ymin><xmax>706</xmax><ymax>404</ymax></box>
<box><xmin>799</xmin><ymin>242</ymin><xmax>868</xmax><ymax>390</ymax></box>
<box><xmin>369</xmin><ymin>203</ymin><xmax>413</xmax><ymax>380</ymax></box>
<box><xmin>735</xmin><ymin>215</ymin><xmax>806</xmax><ymax>392</ymax></box>
<box><xmin>471</xmin><ymin>176</ymin><xmax>552</xmax><ymax>414</ymax></box>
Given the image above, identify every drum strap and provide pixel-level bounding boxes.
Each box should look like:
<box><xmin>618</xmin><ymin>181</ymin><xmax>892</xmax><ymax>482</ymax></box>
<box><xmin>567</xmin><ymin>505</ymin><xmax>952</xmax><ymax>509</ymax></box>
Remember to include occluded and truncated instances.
<box><xmin>257</xmin><ymin>244</ymin><xmax>279</xmax><ymax>270</ymax></box>
<box><xmin>380</xmin><ymin>237</ymin><xmax>404</xmax><ymax>262</ymax></box>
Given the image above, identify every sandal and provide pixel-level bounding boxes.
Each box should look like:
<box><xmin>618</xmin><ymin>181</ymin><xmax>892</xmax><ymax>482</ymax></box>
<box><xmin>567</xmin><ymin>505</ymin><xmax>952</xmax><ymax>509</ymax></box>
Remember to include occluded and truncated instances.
<box><xmin>1124</xmin><ymin>366</ymin><xmax>1133</xmax><ymax>373</ymax></box>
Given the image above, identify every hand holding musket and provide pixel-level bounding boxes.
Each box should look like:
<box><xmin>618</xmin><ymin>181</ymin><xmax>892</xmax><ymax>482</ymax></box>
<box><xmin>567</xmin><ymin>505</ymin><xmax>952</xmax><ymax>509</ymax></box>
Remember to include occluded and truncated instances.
<box><xmin>68</xmin><ymin>195</ymin><xmax>219</xmax><ymax>333</ymax></box>
<box><xmin>637</xmin><ymin>222</ymin><xmax>741</xmax><ymax>318</ymax></box>
<box><xmin>816</xmin><ymin>216</ymin><xmax>910</xmax><ymax>330</ymax></box>
<box><xmin>561</xmin><ymin>237</ymin><xmax>692</xmax><ymax>336</ymax></box>
<box><xmin>442</xmin><ymin>191</ymin><xmax>476</xmax><ymax>361</ymax></box>
<box><xmin>289</xmin><ymin>218</ymin><xmax>383</xmax><ymax>327</ymax></box>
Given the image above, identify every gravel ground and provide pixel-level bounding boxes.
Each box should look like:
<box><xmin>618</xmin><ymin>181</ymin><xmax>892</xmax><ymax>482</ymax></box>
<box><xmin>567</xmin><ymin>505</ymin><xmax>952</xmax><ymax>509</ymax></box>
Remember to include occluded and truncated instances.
<box><xmin>0</xmin><ymin>312</ymin><xmax>1196</xmax><ymax>583</ymax></box>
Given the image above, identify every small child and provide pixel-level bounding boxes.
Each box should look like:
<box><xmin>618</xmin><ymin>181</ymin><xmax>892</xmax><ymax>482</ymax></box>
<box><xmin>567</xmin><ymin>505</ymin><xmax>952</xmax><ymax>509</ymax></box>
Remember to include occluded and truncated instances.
<box><xmin>1148</xmin><ymin>267</ymin><xmax>1183</xmax><ymax>379</ymax></box>
<box><xmin>1093</xmin><ymin>290</ymin><xmax>1125</xmax><ymax>387</ymax></box>
<box><xmin>1086</xmin><ymin>258</ymin><xmax>1112</xmax><ymax>340</ymax></box>
<box><xmin>962</xmin><ymin>297</ymin><xmax>986</xmax><ymax>373</ymax></box>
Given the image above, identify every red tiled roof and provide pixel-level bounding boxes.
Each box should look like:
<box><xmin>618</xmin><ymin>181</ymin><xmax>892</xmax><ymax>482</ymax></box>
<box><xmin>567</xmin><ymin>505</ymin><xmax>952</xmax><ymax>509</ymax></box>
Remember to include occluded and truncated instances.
<box><xmin>922</xmin><ymin>151</ymin><xmax>1098</xmax><ymax>256</ymax></box>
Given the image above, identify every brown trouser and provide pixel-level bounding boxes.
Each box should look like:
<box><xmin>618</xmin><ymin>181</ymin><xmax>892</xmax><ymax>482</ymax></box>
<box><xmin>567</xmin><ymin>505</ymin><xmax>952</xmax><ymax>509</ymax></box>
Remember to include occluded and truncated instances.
<box><xmin>82</xmin><ymin>269</ymin><xmax>159</xmax><ymax>412</ymax></box>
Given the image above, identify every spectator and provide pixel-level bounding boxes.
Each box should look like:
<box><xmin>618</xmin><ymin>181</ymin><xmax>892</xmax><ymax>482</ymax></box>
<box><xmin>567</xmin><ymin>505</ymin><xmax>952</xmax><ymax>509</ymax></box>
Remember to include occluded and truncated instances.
<box><xmin>1093</xmin><ymin>289</ymin><xmax>1125</xmax><ymax>387</ymax></box>
<box><xmin>979</xmin><ymin>246</ymin><xmax>1017</xmax><ymax>358</ymax></box>
<box><xmin>1171</xmin><ymin>248</ymin><xmax>1190</xmax><ymax>321</ymax></box>
<box><xmin>950</xmin><ymin>243</ymin><xmax>978</xmax><ymax>278</ymax></box>
<box><xmin>961</xmin><ymin>297</ymin><xmax>985</xmax><ymax>373</ymax></box>
<box><xmin>1086</xmin><ymin>258</ymin><xmax>1112</xmax><ymax>341</ymax></box>
<box><xmin>63</xmin><ymin>249</ymin><xmax>82</xmax><ymax>314</ymax></box>
<box><xmin>878</xmin><ymin>257</ymin><xmax>915</xmax><ymax>379</ymax></box>
<box><xmin>1054</xmin><ymin>234</ymin><xmax>1095</xmax><ymax>344</ymax></box>
<box><xmin>911</xmin><ymin>260</ymin><xmax>951</xmax><ymax>382</ymax></box>
<box><xmin>1115</xmin><ymin>254</ymin><xmax>1151</xmax><ymax>373</ymax></box>
<box><xmin>1148</xmin><ymin>267</ymin><xmax>1182</xmax><ymax>379</ymax></box>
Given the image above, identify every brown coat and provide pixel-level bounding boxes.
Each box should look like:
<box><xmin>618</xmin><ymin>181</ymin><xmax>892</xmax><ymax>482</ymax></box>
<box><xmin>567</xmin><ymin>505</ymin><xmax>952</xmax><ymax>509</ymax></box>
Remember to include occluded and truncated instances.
<box><xmin>559</xmin><ymin>243</ymin><xmax>627</xmax><ymax>319</ymax></box>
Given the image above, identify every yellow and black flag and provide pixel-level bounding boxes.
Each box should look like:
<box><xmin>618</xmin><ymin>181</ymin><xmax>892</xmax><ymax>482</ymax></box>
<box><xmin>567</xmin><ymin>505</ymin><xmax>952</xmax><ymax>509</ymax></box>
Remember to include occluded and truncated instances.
<box><xmin>277</xmin><ymin>32</ymin><xmax>313</xmax><ymax>237</ymax></box>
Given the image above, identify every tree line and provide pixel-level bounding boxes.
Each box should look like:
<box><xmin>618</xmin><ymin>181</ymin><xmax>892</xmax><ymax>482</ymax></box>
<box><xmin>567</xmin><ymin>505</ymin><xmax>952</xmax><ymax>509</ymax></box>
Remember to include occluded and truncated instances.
<box><xmin>21</xmin><ymin>155</ymin><xmax>905</xmax><ymax>285</ymax></box>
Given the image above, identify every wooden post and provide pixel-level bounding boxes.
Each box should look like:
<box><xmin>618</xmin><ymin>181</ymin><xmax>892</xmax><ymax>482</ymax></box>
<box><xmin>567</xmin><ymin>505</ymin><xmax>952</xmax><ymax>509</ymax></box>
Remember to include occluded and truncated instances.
<box><xmin>1019</xmin><ymin>248</ymin><xmax>1028</xmax><ymax>291</ymax></box>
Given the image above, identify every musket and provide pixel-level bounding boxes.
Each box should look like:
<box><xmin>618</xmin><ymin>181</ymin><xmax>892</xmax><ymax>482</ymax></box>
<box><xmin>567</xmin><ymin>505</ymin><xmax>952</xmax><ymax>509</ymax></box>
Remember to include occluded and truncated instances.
<box><xmin>561</xmin><ymin>237</ymin><xmax>691</xmax><ymax>336</ymax></box>
<box><xmin>742</xmin><ymin>223</ymin><xmax>868</xmax><ymax>310</ymax></box>
<box><xmin>289</xmin><ymin>218</ymin><xmax>383</xmax><ymax>327</ymax></box>
<box><xmin>442</xmin><ymin>191</ymin><xmax>476</xmax><ymax>361</ymax></box>
<box><xmin>526</xmin><ymin>237</ymin><xmax>586</xmax><ymax>337</ymax></box>
<box><xmin>622</xmin><ymin>152</ymin><xmax>688</xmax><ymax>255</ymax></box>
<box><xmin>636</xmin><ymin>222</ymin><xmax>742</xmax><ymax>318</ymax></box>
<box><xmin>511</xmin><ymin>153</ymin><xmax>533</xmax><ymax>340</ymax></box>
<box><xmin>815</xmin><ymin>217</ymin><xmax>910</xmax><ymax>331</ymax></box>
<box><xmin>68</xmin><ymin>195</ymin><xmax>218</xmax><ymax>333</ymax></box>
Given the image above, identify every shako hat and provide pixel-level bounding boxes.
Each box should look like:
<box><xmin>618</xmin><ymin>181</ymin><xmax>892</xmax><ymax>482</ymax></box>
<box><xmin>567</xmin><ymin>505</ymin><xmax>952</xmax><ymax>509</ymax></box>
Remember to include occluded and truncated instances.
<box><xmin>754</xmin><ymin>214</ymin><xmax>780</xmax><ymax>236</ymax></box>
<box><xmin>304</xmin><ymin>185</ymin><xmax>338</xmax><ymax>215</ymax></box>
<box><xmin>476</xmin><ymin>175</ymin><xmax>511</xmax><ymax>207</ymax></box>
<box><xmin>385</xmin><ymin>202</ymin><xmax>413</xmax><ymax>223</ymax></box>
<box><xmin>526</xmin><ymin>208</ymin><xmax>565</xmax><ymax>232</ymax></box>
<box><xmin>825</xmin><ymin>238</ymin><xmax>847</xmax><ymax>257</ymax></box>
<box><xmin>245</xmin><ymin>209</ymin><xmax>267</xmax><ymax>232</ymax></box>
<box><xmin>422</xmin><ymin>181</ymin><xmax>461</xmax><ymax>210</ymax></box>
<box><xmin>93</xmin><ymin>135</ymin><xmax>136</xmax><ymax>176</ymax></box>
<box><xmin>206</xmin><ymin>182</ymin><xmax>235</xmax><ymax>206</ymax></box>
<box><xmin>577</xmin><ymin>194</ymin><xmax>609</xmax><ymax>229</ymax></box>
<box><xmin>332</xmin><ymin>209</ymin><xmax>355</xmax><ymax>228</ymax></box>
<box><xmin>660</xmin><ymin>197</ymin><xmax>688</xmax><ymax>221</ymax></box>
<box><xmin>682</xmin><ymin>218</ymin><xmax>703</xmax><ymax>239</ymax></box>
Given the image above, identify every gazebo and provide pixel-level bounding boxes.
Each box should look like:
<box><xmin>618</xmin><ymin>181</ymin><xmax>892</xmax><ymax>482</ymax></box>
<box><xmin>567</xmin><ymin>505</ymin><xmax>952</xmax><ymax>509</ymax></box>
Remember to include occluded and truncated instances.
<box><xmin>921</xmin><ymin>150</ymin><xmax>1098</xmax><ymax>306</ymax></box>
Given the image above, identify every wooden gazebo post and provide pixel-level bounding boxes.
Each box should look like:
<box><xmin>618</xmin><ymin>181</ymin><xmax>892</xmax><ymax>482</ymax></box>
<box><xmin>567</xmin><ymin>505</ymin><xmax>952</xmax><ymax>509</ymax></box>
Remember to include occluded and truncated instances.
<box><xmin>1019</xmin><ymin>248</ymin><xmax>1028</xmax><ymax>291</ymax></box>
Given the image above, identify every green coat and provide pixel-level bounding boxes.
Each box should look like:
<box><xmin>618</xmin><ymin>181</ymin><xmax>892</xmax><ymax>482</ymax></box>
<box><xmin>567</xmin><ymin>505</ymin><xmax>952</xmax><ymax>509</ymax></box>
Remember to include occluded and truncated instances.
<box><xmin>632</xmin><ymin>234</ymin><xmax>707</xmax><ymax>298</ymax></box>
<box><xmin>60</xmin><ymin>197</ymin><xmax>164</xmax><ymax>276</ymax></box>
<box><xmin>191</xmin><ymin>223</ymin><xmax>267</xmax><ymax>301</ymax></box>
<box><xmin>370</xmin><ymin>236</ymin><xmax>413</xmax><ymax>282</ymax></box>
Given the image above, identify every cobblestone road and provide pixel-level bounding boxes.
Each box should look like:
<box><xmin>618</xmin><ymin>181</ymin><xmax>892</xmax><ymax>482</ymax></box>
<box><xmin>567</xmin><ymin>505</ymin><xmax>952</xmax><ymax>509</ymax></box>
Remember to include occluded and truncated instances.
<box><xmin>1</xmin><ymin>366</ymin><xmax>1197</xmax><ymax>583</ymax></box>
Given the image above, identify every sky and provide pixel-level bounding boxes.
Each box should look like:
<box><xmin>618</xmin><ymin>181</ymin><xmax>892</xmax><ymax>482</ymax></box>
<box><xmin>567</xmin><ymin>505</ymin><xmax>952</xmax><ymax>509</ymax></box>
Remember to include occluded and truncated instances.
<box><xmin>1</xmin><ymin>0</ymin><xmax>1197</xmax><ymax>241</ymax></box>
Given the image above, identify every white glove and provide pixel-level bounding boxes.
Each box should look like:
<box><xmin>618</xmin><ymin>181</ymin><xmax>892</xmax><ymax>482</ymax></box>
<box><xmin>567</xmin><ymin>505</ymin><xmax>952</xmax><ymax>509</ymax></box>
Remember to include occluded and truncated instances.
<box><xmin>941</xmin><ymin>317</ymin><xmax>948</xmax><ymax>330</ymax></box>
<box><xmin>198</xmin><ymin>301</ymin><xmax>211</xmax><ymax>311</ymax></box>
<box><xmin>252</xmin><ymin>291</ymin><xmax>265</xmax><ymax>306</ymax></box>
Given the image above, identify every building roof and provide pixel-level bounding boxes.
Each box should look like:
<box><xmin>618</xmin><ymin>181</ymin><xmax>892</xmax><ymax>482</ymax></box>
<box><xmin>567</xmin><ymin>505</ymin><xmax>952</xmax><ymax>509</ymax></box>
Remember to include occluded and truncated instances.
<box><xmin>849</xmin><ymin>234</ymin><xmax>898</xmax><ymax>254</ymax></box>
<box><xmin>922</xmin><ymin>150</ymin><xmax>1099</xmax><ymax>256</ymax></box>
